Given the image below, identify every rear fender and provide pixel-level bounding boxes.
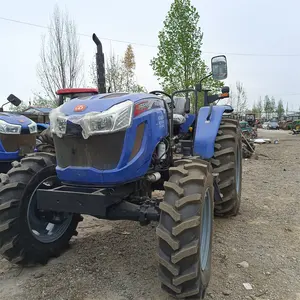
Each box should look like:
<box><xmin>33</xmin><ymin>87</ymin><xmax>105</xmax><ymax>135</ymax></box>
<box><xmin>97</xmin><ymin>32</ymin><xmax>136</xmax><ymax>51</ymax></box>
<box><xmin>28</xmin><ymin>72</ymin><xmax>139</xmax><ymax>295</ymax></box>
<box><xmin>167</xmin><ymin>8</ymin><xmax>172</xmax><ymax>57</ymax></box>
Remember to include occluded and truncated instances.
<box><xmin>193</xmin><ymin>105</ymin><xmax>233</xmax><ymax>159</ymax></box>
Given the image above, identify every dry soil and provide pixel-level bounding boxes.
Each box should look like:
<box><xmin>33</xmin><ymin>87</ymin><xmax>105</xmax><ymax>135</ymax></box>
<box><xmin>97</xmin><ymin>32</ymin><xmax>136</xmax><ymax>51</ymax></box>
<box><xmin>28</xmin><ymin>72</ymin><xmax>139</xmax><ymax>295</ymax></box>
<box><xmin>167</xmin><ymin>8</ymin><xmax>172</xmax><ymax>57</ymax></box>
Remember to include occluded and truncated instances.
<box><xmin>0</xmin><ymin>129</ymin><xmax>300</xmax><ymax>300</ymax></box>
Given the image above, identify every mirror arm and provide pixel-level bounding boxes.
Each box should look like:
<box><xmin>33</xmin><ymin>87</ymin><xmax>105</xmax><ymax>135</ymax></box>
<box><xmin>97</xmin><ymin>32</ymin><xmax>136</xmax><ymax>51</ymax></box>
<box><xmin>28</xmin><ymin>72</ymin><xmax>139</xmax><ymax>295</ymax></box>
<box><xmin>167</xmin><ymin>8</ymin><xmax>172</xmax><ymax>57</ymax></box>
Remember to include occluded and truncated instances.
<box><xmin>1</xmin><ymin>101</ymin><xmax>10</xmax><ymax>110</ymax></box>
<box><xmin>196</xmin><ymin>72</ymin><xmax>212</xmax><ymax>92</ymax></box>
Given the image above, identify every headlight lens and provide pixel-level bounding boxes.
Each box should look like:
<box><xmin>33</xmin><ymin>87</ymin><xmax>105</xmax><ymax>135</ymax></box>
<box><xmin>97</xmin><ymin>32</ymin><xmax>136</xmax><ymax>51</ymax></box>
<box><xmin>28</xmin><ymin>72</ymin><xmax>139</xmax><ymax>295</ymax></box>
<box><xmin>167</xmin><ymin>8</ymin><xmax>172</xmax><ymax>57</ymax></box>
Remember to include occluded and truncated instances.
<box><xmin>80</xmin><ymin>100</ymin><xmax>133</xmax><ymax>139</ymax></box>
<box><xmin>28</xmin><ymin>121</ymin><xmax>37</xmax><ymax>134</ymax></box>
<box><xmin>49</xmin><ymin>109</ymin><xmax>67</xmax><ymax>138</ymax></box>
<box><xmin>0</xmin><ymin>120</ymin><xmax>21</xmax><ymax>134</ymax></box>
<box><xmin>50</xmin><ymin>100</ymin><xmax>134</xmax><ymax>139</ymax></box>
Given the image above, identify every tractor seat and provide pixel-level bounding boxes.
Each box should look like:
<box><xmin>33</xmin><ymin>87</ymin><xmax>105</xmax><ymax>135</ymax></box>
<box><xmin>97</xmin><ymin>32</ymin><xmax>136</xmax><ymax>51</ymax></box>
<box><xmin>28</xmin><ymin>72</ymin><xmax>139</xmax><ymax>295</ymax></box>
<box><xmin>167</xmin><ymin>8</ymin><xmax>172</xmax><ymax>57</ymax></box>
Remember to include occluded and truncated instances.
<box><xmin>172</xmin><ymin>97</ymin><xmax>187</xmax><ymax>125</ymax></box>
<box><xmin>173</xmin><ymin>114</ymin><xmax>186</xmax><ymax>125</ymax></box>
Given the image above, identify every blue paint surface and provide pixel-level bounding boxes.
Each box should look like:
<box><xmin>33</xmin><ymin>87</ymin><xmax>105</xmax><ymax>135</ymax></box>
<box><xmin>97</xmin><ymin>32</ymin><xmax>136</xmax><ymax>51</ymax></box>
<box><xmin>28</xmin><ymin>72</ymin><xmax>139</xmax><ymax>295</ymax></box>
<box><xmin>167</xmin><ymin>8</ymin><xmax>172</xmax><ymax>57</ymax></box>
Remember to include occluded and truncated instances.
<box><xmin>0</xmin><ymin>112</ymin><xmax>37</xmax><ymax>161</ymax></box>
<box><xmin>56</xmin><ymin>94</ymin><xmax>169</xmax><ymax>185</ymax></box>
<box><xmin>179</xmin><ymin>114</ymin><xmax>196</xmax><ymax>133</ymax></box>
<box><xmin>193</xmin><ymin>105</ymin><xmax>232</xmax><ymax>159</ymax></box>
<box><xmin>60</xmin><ymin>93</ymin><xmax>156</xmax><ymax>116</ymax></box>
<box><xmin>0</xmin><ymin>112</ymin><xmax>33</xmax><ymax>128</ymax></box>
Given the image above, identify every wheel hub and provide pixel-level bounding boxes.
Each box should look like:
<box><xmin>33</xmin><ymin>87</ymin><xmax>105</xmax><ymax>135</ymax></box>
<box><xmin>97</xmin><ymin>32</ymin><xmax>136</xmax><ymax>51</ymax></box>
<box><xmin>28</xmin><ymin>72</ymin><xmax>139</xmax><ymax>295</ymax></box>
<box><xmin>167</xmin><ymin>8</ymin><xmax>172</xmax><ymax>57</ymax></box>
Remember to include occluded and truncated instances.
<box><xmin>27</xmin><ymin>175</ymin><xmax>73</xmax><ymax>243</ymax></box>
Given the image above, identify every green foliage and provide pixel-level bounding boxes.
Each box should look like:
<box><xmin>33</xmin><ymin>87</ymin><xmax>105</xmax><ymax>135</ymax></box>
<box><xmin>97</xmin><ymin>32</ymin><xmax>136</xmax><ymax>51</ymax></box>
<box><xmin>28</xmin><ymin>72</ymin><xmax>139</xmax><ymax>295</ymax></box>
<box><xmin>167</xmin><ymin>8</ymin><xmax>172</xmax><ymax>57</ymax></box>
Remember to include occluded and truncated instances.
<box><xmin>32</xmin><ymin>95</ymin><xmax>58</xmax><ymax>108</ymax></box>
<box><xmin>150</xmin><ymin>0</ymin><xmax>223</xmax><ymax>106</ymax></box>
<box><xmin>270</xmin><ymin>97</ymin><xmax>276</xmax><ymax>113</ymax></box>
<box><xmin>8</xmin><ymin>102</ymin><xmax>28</xmax><ymax>112</ymax></box>
<box><xmin>276</xmin><ymin>99</ymin><xmax>285</xmax><ymax>119</ymax></box>
<box><xmin>251</xmin><ymin>102</ymin><xmax>258</xmax><ymax>114</ymax></box>
<box><xmin>256</xmin><ymin>98</ymin><xmax>263</xmax><ymax>118</ymax></box>
<box><xmin>264</xmin><ymin>95</ymin><xmax>273</xmax><ymax>119</ymax></box>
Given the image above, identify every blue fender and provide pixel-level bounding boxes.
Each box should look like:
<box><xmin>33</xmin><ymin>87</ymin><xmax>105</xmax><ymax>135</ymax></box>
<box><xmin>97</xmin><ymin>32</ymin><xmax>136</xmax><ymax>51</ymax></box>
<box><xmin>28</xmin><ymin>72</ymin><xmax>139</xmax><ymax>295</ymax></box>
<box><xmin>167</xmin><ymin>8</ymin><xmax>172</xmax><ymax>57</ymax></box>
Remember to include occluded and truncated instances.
<box><xmin>193</xmin><ymin>105</ymin><xmax>233</xmax><ymax>159</ymax></box>
<box><xmin>36</xmin><ymin>123</ymin><xmax>49</xmax><ymax>130</ymax></box>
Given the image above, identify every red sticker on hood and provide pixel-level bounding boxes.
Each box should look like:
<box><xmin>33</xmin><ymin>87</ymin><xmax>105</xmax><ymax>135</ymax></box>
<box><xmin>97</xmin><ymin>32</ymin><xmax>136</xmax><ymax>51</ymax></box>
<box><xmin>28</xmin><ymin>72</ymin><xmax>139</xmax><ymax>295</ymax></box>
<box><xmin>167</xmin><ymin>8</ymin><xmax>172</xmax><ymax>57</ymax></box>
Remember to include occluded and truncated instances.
<box><xmin>74</xmin><ymin>104</ymin><xmax>86</xmax><ymax>112</ymax></box>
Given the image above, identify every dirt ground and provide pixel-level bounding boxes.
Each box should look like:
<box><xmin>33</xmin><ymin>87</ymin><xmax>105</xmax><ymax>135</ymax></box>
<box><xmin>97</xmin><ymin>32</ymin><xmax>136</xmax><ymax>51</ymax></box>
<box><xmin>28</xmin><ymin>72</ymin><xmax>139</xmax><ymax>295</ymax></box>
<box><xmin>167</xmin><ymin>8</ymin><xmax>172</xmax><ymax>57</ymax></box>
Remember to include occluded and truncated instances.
<box><xmin>0</xmin><ymin>129</ymin><xmax>300</xmax><ymax>300</ymax></box>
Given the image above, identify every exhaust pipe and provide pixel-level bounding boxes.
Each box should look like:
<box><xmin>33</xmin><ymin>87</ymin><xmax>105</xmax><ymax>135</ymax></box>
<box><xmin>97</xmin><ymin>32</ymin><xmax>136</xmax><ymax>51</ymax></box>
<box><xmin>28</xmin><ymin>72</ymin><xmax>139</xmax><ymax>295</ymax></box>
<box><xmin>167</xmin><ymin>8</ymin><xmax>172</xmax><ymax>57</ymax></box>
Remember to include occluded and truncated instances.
<box><xmin>92</xmin><ymin>33</ymin><xmax>106</xmax><ymax>94</ymax></box>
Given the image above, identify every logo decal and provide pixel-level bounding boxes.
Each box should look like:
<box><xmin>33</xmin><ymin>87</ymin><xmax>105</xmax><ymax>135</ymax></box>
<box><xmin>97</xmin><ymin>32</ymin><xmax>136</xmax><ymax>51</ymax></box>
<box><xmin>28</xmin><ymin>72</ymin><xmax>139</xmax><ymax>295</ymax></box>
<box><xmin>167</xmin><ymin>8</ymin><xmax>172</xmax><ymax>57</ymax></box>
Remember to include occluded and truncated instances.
<box><xmin>18</xmin><ymin>119</ymin><xmax>25</xmax><ymax>123</ymax></box>
<box><xmin>74</xmin><ymin>104</ymin><xmax>86</xmax><ymax>112</ymax></box>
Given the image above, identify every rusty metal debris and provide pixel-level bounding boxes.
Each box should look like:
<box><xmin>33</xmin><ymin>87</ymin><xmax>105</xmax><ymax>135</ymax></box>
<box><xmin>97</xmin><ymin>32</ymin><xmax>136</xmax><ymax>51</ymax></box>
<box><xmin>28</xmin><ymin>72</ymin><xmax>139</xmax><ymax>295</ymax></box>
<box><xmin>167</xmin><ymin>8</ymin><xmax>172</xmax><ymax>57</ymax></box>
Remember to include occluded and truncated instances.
<box><xmin>242</xmin><ymin>133</ymin><xmax>255</xmax><ymax>158</ymax></box>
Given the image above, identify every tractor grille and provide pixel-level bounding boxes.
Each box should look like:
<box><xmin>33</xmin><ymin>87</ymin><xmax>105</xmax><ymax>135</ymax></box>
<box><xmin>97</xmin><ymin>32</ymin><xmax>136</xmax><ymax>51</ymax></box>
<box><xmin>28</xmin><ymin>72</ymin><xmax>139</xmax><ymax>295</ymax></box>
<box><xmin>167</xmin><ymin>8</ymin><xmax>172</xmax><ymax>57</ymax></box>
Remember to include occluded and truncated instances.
<box><xmin>0</xmin><ymin>133</ymin><xmax>36</xmax><ymax>154</ymax></box>
<box><xmin>53</xmin><ymin>131</ymin><xmax>125</xmax><ymax>170</ymax></box>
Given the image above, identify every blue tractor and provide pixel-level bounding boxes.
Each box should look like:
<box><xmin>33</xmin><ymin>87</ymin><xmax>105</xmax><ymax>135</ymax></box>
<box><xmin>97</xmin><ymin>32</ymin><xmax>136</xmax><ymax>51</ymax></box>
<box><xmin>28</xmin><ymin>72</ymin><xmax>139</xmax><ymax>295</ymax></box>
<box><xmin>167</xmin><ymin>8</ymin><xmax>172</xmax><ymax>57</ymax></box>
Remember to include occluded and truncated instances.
<box><xmin>0</xmin><ymin>94</ymin><xmax>38</xmax><ymax>172</ymax></box>
<box><xmin>0</xmin><ymin>34</ymin><xmax>242</xmax><ymax>299</ymax></box>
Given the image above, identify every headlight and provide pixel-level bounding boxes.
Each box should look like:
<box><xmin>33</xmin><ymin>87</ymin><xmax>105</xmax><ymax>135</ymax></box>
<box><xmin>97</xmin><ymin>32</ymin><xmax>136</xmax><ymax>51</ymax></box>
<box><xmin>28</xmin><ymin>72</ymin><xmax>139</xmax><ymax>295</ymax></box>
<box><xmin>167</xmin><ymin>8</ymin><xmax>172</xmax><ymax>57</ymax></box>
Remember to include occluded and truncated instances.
<box><xmin>50</xmin><ymin>100</ymin><xmax>134</xmax><ymax>139</ymax></box>
<box><xmin>80</xmin><ymin>100</ymin><xmax>133</xmax><ymax>139</ymax></box>
<box><xmin>28</xmin><ymin>121</ymin><xmax>37</xmax><ymax>134</ymax></box>
<box><xmin>0</xmin><ymin>120</ymin><xmax>21</xmax><ymax>134</ymax></box>
<box><xmin>49</xmin><ymin>109</ymin><xmax>67</xmax><ymax>138</ymax></box>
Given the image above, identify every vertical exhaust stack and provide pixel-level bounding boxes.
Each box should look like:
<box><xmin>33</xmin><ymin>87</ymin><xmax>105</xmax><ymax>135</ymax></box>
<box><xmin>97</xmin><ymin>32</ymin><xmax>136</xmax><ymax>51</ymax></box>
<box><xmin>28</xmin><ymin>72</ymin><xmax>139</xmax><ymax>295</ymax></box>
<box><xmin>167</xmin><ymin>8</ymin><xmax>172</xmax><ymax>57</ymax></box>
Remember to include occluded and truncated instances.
<box><xmin>92</xmin><ymin>33</ymin><xmax>106</xmax><ymax>94</ymax></box>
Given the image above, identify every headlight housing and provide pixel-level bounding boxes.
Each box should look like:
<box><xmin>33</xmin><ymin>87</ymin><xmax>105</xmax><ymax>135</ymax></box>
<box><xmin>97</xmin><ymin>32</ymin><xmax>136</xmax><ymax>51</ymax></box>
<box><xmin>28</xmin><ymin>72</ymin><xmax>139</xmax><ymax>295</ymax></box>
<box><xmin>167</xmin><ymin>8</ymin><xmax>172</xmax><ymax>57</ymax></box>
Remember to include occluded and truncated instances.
<box><xmin>50</xmin><ymin>100</ymin><xmax>134</xmax><ymax>139</ymax></box>
<box><xmin>50</xmin><ymin>110</ymin><xmax>68</xmax><ymax>138</ymax></box>
<box><xmin>28</xmin><ymin>121</ymin><xmax>37</xmax><ymax>134</ymax></box>
<box><xmin>0</xmin><ymin>120</ymin><xmax>21</xmax><ymax>134</ymax></box>
<box><xmin>80</xmin><ymin>100</ymin><xmax>133</xmax><ymax>138</ymax></box>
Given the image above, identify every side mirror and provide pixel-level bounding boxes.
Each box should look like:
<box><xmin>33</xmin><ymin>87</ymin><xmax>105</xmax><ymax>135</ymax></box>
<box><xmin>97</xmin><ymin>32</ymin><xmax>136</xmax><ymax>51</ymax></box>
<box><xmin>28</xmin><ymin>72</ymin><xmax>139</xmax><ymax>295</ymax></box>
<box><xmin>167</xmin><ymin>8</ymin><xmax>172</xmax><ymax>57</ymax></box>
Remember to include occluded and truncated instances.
<box><xmin>211</xmin><ymin>55</ymin><xmax>228</xmax><ymax>80</ymax></box>
<box><xmin>184</xmin><ymin>97</ymin><xmax>191</xmax><ymax>113</ymax></box>
<box><xmin>7</xmin><ymin>94</ymin><xmax>22</xmax><ymax>107</ymax></box>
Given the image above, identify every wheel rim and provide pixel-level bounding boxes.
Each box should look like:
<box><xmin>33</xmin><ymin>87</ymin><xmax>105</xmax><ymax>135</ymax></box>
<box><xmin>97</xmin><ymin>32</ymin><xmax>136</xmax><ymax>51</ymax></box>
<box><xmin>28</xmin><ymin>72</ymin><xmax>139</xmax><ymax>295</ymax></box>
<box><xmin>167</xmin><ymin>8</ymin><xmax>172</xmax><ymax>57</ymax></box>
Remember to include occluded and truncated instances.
<box><xmin>27</xmin><ymin>175</ymin><xmax>73</xmax><ymax>243</ymax></box>
<box><xmin>235</xmin><ymin>143</ymin><xmax>241</xmax><ymax>195</ymax></box>
<box><xmin>200</xmin><ymin>188</ymin><xmax>212</xmax><ymax>271</ymax></box>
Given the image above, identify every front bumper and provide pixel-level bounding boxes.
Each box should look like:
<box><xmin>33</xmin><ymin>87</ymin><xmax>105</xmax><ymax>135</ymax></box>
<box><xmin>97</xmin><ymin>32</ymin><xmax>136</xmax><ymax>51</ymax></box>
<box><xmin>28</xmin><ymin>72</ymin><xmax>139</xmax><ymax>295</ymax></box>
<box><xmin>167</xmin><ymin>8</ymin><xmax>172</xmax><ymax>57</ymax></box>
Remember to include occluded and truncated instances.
<box><xmin>36</xmin><ymin>184</ymin><xmax>160</xmax><ymax>222</ymax></box>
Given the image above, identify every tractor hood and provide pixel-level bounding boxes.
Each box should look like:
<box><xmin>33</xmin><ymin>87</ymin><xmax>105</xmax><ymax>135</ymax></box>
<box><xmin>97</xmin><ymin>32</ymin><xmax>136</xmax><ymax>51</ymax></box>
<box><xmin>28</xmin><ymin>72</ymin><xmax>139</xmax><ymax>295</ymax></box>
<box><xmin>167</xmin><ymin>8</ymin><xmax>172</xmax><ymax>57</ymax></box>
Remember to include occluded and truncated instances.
<box><xmin>59</xmin><ymin>93</ymin><xmax>153</xmax><ymax>116</ymax></box>
<box><xmin>0</xmin><ymin>112</ymin><xmax>34</xmax><ymax>128</ymax></box>
<box><xmin>50</xmin><ymin>92</ymin><xmax>162</xmax><ymax>139</ymax></box>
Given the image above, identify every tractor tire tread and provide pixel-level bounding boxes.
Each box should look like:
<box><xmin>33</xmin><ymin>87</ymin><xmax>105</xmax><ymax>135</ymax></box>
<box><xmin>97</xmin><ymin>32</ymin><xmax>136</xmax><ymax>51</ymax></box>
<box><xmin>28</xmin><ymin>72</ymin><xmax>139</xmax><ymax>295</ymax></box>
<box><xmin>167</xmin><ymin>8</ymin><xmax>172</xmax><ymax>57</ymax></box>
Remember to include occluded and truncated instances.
<box><xmin>213</xmin><ymin>117</ymin><xmax>242</xmax><ymax>216</ymax></box>
<box><xmin>157</xmin><ymin>158</ymin><xmax>214</xmax><ymax>299</ymax></box>
<box><xmin>0</xmin><ymin>153</ymin><xmax>80</xmax><ymax>265</ymax></box>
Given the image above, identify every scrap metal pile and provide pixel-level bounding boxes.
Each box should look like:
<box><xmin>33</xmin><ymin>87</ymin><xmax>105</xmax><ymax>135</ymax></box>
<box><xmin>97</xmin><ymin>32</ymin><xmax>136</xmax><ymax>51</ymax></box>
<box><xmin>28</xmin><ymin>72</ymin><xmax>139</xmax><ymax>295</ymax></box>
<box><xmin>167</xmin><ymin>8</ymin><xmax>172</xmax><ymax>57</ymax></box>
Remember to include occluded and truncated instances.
<box><xmin>242</xmin><ymin>133</ymin><xmax>256</xmax><ymax>158</ymax></box>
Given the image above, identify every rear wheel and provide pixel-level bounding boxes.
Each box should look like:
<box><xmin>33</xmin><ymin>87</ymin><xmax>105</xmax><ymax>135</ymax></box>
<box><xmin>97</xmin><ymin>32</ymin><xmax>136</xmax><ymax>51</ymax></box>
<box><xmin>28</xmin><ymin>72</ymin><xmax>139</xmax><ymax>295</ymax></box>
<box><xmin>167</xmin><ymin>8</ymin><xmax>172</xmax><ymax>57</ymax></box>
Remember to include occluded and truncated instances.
<box><xmin>212</xmin><ymin>118</ymin><xmax>242</xmax><ymax>216</ymax></box>
<box><xmin>157</xmin><ymin>158</ymin><xmax>214</xmax><ymax>299</ymax></box>
<box><xmin>0</xmin><ymin>152</ymin><xmax>81</xmax><ymax>265</ymax></box>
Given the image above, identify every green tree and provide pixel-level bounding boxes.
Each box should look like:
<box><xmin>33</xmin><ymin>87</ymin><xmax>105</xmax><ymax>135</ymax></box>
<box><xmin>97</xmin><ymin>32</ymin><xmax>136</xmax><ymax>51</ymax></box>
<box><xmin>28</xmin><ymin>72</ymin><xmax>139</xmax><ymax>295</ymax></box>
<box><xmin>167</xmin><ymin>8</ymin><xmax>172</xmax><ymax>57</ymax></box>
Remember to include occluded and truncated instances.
<box><xmin>264</xmin><ymin>95</ymin><xmax>272</xmax><ymax>119</ymax></box>
<box><xmin>8</xmin><ymin>101</ymin><xmax>28</xmax><ymax>112</ymax></box>
<box><xmin>257</xmin><ymin>97</ymin><xmax>263</xmax><ymax>118</ymax></box>
<box><xmin>32</xmin><ymin>95</ymin><xmax>57</xmax><ymax>108</ymax></box>
<box><xmin>276</xmin><ymin>99</ymin><xmax>285</xmax><ymax>120</ymax></box>
<box><xmin>235</xmin><ymin>81</ymin><xmax>247</xmax><ymax>114</ymax></box>
<box><xmin>150</xmin><ymin>0</ymin><xmax>223</xmax><ymax>106</ymax></box>
<box><xmin>252</xmin><ymin>101</ymin><xmax>258</xmax><ymax>114</ymax></box>
<box><xmin>270</xmin><ymin>96</ymin><xmax>276</xmax><ymax>114</ymax></box>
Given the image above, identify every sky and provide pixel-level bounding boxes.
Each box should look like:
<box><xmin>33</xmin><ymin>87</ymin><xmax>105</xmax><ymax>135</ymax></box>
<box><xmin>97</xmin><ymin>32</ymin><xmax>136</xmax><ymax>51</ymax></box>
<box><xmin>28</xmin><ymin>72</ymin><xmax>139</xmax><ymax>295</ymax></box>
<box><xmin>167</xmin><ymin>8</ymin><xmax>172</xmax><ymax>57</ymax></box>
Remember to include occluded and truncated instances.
<box><xmin>0</xmin><ymin>0</ymin><xmax>300</xmax><ymax>111</ymax></box>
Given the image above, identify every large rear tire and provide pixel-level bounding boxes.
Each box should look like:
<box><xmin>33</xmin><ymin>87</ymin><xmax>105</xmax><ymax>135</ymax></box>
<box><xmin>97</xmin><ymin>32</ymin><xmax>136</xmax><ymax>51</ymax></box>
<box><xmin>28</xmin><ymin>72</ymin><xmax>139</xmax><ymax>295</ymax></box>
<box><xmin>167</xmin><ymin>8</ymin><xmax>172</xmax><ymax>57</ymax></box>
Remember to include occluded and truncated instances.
<box><xmin>0</xmin><ymin>152</ymin><xmax>82</xmax><ymax>265</ymax></box>
<box><xmin>157</xmin><ymin>158</ymin><xmax>214</xmax><ymax>299</ymax></box>
<box><xmin>212</xmin><ymin>118</ymin><xmax>242</xmax><ymax>216</ymax></box>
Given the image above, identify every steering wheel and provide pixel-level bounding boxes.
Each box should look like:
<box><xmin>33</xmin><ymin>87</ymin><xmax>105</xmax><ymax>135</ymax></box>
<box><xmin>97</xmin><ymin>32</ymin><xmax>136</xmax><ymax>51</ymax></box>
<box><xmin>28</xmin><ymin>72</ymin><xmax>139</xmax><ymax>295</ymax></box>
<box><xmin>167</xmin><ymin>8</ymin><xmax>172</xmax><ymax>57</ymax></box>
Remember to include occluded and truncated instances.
<box><xmin>149</xmin><ymin>90</ymin><xmax>175</xmax><ymax>109</ymax></box>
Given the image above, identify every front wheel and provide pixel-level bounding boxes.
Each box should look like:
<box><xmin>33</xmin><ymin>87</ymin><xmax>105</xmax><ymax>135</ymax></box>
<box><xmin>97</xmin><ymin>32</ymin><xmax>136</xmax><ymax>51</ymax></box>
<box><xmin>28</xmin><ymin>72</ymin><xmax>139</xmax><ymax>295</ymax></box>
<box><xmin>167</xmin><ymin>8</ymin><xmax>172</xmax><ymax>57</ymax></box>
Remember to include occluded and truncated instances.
<box><xmin>0</xmin><ymin>152</ymin><xmax>82</xmax><ymax>265</ymax></box>
<box><xmin>156</xmin><ymin>158</ymin><xmax>214</xmax><ymax>299</ymax></box>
